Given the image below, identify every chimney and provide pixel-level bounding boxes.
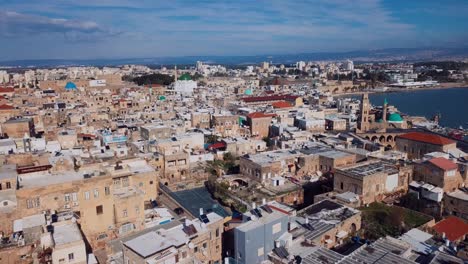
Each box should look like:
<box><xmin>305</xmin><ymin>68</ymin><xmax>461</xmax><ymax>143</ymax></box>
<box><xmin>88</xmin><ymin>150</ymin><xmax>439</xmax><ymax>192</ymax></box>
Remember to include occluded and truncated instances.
<box><xmin>305</xmin><ymin>217</ymin><xmax>309</xmax><ymax>225</ymax></box>
<box><xmin>445</xmin><ymin>239</ymin><xmax>450</xmax><ymax>247</ymax></box>
<box><xmin>199</xmin><ymin>208</ymin><xmax>204</xmax><ymax>216</ymax></box>
<box><xmin>252</xmin><ymin>202</ymin><xmax>256</xmax><ymax>209</ymax></box>
<box><xmin>262</xmin><ymin>198</ymin><xmax>266</xmax><ymax>205</ymax></box>
<box><xmin>442</xmin><ymin>232</ymin><xmax>446</xmax><ymax>239</ymax></box>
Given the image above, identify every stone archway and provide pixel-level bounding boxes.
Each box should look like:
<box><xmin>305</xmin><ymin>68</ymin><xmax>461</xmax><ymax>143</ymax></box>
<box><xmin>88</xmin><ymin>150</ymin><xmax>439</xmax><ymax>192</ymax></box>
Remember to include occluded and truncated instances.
<box><xmin>387</xmin><ymin>135</ymin><xmax>393</xmax><ymax>142</ymax></box>
<box><xmin>379</xmin><ymin>135</ymin><xmax>386</xmax><ymax>143</ymax></box>
<box><xmin>371</xmin><ymin>136</ymin><xmax>378</xmax><ymax>142</ymax></box>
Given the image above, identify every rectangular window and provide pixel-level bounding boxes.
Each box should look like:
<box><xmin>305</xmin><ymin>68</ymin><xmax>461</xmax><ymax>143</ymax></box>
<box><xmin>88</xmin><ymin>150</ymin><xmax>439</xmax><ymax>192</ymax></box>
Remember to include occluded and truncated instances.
<box><xmin>84</xmin><ymin>191</ymin><xmax>90</xmax><ymax>200</ymax></box>
<box><xmin>203</xmin><ymin>242</ymin><xmax>207</xmax><ymax>249</ymax></box>
<box><xmin>105</xmin><ymin>186</ymin><xmax>110</xmax><ymax>195</ymax></box>
<box><xmin>113</xmin><ymin>178</ymin><xmax>121</xmax><ymax>187</ymax></box>
<box><xmin>64</xmin><ymin>193</ymin><xmax>71</xmax><ymax>202</ymax></box>
<box><xmin>96</xmin><ymin>205</ymin><xmax>103</xmax><ymax>215</ymax></box>
<box><xmin>194</xmin><ymin>247</ymin><xmax>198</xmax><ymax>253</ymax></box>
<box><xmin>94</xmin><ymin>189</ymin><xmax>99</xmax><ymax>198</ymax></box>
<box><xmin>216</xmin><ymin>228</ymin><xmax>219</xmax><ymax>237</ymax></box>
<box><xmin>272</xmin><ymin>223</ymin><xmax>282</xmax><ymax>234</ymax></box>
<box><xmin>121</xmin><ymin>177</ymin><xmax>129</xmax><ymax>187</ymax></box>
<box><xmin>6</xmin><ymin>182</ymin><xmax>11</xmax><ymax>189</ymax></box>
<box><xmin>27</xmin><ymin>199</ymin><xmax>33</xmax><ymax>209</ymax></box>
<box><xmin>68</xmin><ymin>253</ymin><xmax>74</xmax><ymax>261</ymax></box>
<box><xmin>123</xmin><ymin>209</ymin><xmax>128</xmax><ymax>217</ymax></box>
<box><xmin>135</xmin><ymin>206</ymin><xmax>140</xmax><ymax>214</ymax></box>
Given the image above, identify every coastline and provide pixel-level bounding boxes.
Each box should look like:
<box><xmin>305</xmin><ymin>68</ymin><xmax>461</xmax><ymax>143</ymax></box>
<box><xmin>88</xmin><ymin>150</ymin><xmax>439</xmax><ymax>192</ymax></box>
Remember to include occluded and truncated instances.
<box><xmin>336</xmin><ymin>82</ymin><xmax>468</xmax><ymax>96</ymax></box>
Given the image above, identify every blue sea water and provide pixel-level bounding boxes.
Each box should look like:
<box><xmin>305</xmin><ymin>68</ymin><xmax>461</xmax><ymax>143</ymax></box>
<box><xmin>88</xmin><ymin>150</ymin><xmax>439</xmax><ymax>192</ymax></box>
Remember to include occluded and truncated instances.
<box><xmin>347</xmin><ymin>88</ymin><xmax>468</xmax><ymax>129</ymax></box>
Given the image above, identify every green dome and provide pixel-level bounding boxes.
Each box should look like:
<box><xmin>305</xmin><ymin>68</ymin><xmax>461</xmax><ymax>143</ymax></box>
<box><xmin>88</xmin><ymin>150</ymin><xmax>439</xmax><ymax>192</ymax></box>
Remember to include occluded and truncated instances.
<box><xmin>158</xmin><ymin>95</ymin><xmax>166</xmax><ymax>101</ymax></box>
<box><xmin>178</xmin><ymin>73</ymin><xmax>192</xmax><ymax>81</ymax></box>
<box><xmin>244</xmin><ymin>89</ymin><xmax>253</xmax><ymax>95</ymax></box>
<box><xmin>388</xmin><ymin>112</ymin><xmax>403</xmax><ymax>122</ymax></box>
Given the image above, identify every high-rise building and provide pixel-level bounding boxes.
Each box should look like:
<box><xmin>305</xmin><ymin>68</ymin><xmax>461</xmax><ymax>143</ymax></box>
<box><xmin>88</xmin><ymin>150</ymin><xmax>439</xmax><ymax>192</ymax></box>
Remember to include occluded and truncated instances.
<box><xmin>343</xmin><ymin>59</ymin><xmax>354</xmax><ymax>71</ymax></box>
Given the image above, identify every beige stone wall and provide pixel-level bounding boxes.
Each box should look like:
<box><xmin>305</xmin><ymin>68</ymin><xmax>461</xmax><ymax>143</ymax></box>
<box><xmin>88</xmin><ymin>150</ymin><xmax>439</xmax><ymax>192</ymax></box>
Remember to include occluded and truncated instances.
<box><xmin>310</xmin><ymin>211</ymin><xmax>361</xmax><ymax>248</ymax></box>
<box><xmin>212</xmin><ymin>115</ymin><xmax>240</xmax><ymax>137</ymax></box>
<box><xmin>1</xmin><ymin>120</ymin><xmax>34</xmax><ymax>138</ymax></box>
<box><xmin>395</xmin><ymin>138</ymin><xmax>456</xmax><ymax>160</ymax></box>
<box><xmin>444</xmin><ymin>194</ymin><xmax>468</xmax><ymax>220</ymax></box>
<box><xmin>414</xmin><ymin>163</ymin><xmax>464</xmax><ymax>192</ymax></box>
<box><xmin>248</xmin><ymin>117</ymin><xmax>271</xmax><ymax>138</ymax></box>
<box><xmin>7</xmin><ymin>169</ymin><xmax>158</xmax><ymax>249</ymax></box>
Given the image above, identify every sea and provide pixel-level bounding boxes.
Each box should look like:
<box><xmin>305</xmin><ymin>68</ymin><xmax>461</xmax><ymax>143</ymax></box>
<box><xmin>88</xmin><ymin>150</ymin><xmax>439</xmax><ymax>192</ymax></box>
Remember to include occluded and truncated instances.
<box><xmin>344</xmin><ymin>87</ymin><xmax>468</xmax><ymax>129</ymax></box>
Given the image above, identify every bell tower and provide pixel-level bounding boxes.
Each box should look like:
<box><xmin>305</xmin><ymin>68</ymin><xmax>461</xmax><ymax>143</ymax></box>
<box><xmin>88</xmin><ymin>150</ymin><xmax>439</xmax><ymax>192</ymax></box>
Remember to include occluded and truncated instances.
<box><xmin>357</xmin><ymin>93</ymin><xmax>370</xmax><ymax>133</ymax></box>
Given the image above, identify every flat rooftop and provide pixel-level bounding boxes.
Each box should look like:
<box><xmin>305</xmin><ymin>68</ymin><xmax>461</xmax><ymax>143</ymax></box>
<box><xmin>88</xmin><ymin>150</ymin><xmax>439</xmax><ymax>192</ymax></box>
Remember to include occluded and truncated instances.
<box><xmin>339</xmin><ymin>161</ymin><xmax>399</xmax><ymax>178</ymax></box>
<box><xmin>0</xmin><ymin>164</ymin><xmax>17</xmax><ymax>180</ymax></box>
<box><xmin>243</xmin><ymin>149</ymin><xmax>302</xmax><ymax>165</ymax></box>
<box><xmin>167</xmin><ymin>187</ymin><xmax>230</xmax><ymax>218</ymax></box>
<box><xmin>53</xmin><ymin>222</ymin><xmax>83</xmax><ymax>246</ymax></box>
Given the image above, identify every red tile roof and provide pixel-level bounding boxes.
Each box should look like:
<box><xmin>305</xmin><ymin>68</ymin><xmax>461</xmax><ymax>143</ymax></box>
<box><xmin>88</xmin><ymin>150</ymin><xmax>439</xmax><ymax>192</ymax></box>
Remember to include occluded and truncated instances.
<box><xmin>207</xmin><ymin>142</ymin><xmax>226</xmax><ymax>150</ymax></box>
<box><xmin>427</xmin><ymin>157</ymin><xmax>458</xmax><ymax>171</ymax></box>
<box><xmin>247</xmin><ymin>112</ymin><xmax>276</xmax><ymax>119</ymax></box>
<box><xmin>241</xmin><ymin>94</ymin><xmax>299</xmax><ymax>103</ymax></box>
<box><xmin>271</xmin><ymin>101</ymin><xmax>293</xmax><ymax>108</ymax></box>
<box><xmin>0</xmin><ymin>87</ymin><xmax>15</xmax><ymax>93</ymax></box>
<box><xmin>432</xmin><ymin>216</ymin><xmax>468</xmax><ymax>241</ymax></box>
<box><xmin>0</xmin><ymin>104</ymin><xmax>14</xmax><ymax>110</ymax></box>
<box><xmin>397</xmin><ymin>132</ymin><xmax>455</xmax><ymax>146</ymax></box>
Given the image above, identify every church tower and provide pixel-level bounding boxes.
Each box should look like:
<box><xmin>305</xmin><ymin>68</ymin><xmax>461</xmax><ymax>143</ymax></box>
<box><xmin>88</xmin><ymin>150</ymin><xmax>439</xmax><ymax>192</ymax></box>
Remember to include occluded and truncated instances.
<box><xmin>357</xmin><ymin>93</ymin><xmax>370</xmax><ymax>133</ymax></box>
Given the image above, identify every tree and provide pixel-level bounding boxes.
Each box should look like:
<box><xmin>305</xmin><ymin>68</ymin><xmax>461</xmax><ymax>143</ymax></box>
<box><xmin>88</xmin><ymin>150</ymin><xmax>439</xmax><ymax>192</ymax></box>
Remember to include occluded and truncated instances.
<box><xmin>132</xmin><ymin>73</ymin><xmax>174</xmax><ymax>86</ymax></box>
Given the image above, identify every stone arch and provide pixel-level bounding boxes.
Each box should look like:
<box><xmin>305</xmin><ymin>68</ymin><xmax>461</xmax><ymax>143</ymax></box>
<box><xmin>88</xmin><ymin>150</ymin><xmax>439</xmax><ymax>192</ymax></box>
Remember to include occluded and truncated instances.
<box><xmin>379</xmin><ymin>135</ymin><xmax>386</xmax><ymax>143</ymax></box>
<box><xmin>386</xmin><ymin>144</ymin><xmax>393</xmax><ymax>150</ymax></box>
<box><xmin>365</xmin><ymin>136</ymin><xmax>370</xmax><ymax>140</ymax></box>
<box><xmin>232</xmin><ymin>179</ymin><xmax>249</xmax><ymax>187</ymax></box>
<box><xmin>371</xmin><ymin>136</ymin><xmax>378</xmax><ymax>142</ymax></box>
<box><xmin>350</xmin><ymin>223</ymin><xmax>357</xmax><ymax>234</ymax></box>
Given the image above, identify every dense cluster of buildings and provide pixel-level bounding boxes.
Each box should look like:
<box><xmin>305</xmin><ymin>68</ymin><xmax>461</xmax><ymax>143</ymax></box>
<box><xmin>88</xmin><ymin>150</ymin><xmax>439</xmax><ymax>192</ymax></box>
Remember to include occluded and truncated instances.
<box><xmin>0</xmin><ymin>61</ymin><xmax>466</xmax><ymax>264</ymax></box>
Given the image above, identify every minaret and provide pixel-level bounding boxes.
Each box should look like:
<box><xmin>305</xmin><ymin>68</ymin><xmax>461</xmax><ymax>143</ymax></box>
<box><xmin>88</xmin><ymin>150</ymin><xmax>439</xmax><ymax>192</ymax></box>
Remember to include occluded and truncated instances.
<box><xmin>383</xmin><ymin>98</ymin><xmax>388</xmax><ymax>123</ymax></box>
<box><xmin>357</xmin><ymin>93</ymin><xmax>370</xmax><ymax>133</ymax></box>
<box><xmin>174</xmin><ymin>65</ymin><xmax>178</xmax><ymax>82</ymax></box>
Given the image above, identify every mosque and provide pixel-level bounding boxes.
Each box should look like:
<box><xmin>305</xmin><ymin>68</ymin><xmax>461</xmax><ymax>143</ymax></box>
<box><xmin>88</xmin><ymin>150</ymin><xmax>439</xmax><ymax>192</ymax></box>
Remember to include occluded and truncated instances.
<box><xmin>64</xmin><ymin>82</ymin><xmax>78</xmax><ymax>91</ymax></box>
<box><xmin>173</xmin><ymin>67</ymin><xmax>197</xmax><ymax>95</ymax></box>
<box><xmin>357</xmin><ymin>93</ymin><xmax>408</xmax><ymax>134</ymax></box>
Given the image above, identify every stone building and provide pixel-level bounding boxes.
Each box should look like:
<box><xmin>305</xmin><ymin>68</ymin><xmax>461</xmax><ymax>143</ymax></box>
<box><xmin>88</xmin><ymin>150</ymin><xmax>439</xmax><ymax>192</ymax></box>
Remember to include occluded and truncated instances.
<box><xmin>1</xmin><ymin>118</ymin><xmax>35</xmax><ymax>138</ymax></box>
<box><xmin>211</xmin><ymin>113</ymin><xmax>240</xmax><ymax>137</ymax></box>
<box><xmin>2</xmin><ymin>158</ymin><xmax>159</xmax><ymax>249</ymax></box>
<box><xmin>122</xmin><ymin>212</ymin><xmax>224</xmax><ymax>264</ymax></box>
<box><xmin>191</xmin><ymin>111</ymin><xmax>211</xmax><ymax>129</ymax></box>
<box><xmin>334</xmin><ymin>160</ymin><xmax>412</xmax><ymax>205</ymax></box>
<box><xmin>395</xmin><ymin>132</ymin><xmax>457</xmax><ymax>160</ymax></box>
<box><xmin>444</xmin><ymin>189</ymin><xmax>468</xmax><ymax>220</ymax></box>
<box><xmin>246</xmin><ymin>112</ymin><xmax>275</xmax><ymax>138</ymax></box>
<box><xmin>414</xmin><ymin>157</ymin><xmax>465</xmax><ymax>192</ymax></box>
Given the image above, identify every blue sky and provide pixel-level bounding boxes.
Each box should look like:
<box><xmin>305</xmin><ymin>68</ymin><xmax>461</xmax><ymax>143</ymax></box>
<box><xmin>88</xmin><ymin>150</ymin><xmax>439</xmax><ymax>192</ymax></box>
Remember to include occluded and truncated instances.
<box><xmin>0</xmin><ymin>0</ymin><xmax>467</xmax><ymax>60</ymax></box>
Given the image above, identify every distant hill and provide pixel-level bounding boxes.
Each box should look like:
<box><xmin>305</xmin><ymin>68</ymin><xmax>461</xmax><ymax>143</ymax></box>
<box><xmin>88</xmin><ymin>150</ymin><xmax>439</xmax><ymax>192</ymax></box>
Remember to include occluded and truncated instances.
<box><xmin>1</xmin><ymin>47</ymin><xmax>468</xmax><ymax>68</ymax></box>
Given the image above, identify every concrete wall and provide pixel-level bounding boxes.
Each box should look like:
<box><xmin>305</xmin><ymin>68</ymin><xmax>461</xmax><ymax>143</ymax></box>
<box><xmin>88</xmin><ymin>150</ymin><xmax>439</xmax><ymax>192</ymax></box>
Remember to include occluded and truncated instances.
<box><xmin>235</xmin><ymin>214</ymin><xmax>289</xmax><ymax>264</ymax></box>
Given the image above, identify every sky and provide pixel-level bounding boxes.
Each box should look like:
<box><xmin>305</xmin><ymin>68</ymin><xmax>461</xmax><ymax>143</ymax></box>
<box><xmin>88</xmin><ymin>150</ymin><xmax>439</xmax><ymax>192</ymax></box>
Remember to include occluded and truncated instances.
<box><xmin>0</xmin><ymin>0</ymin><xmax>468</xmax><ymax>60</ymax></box>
